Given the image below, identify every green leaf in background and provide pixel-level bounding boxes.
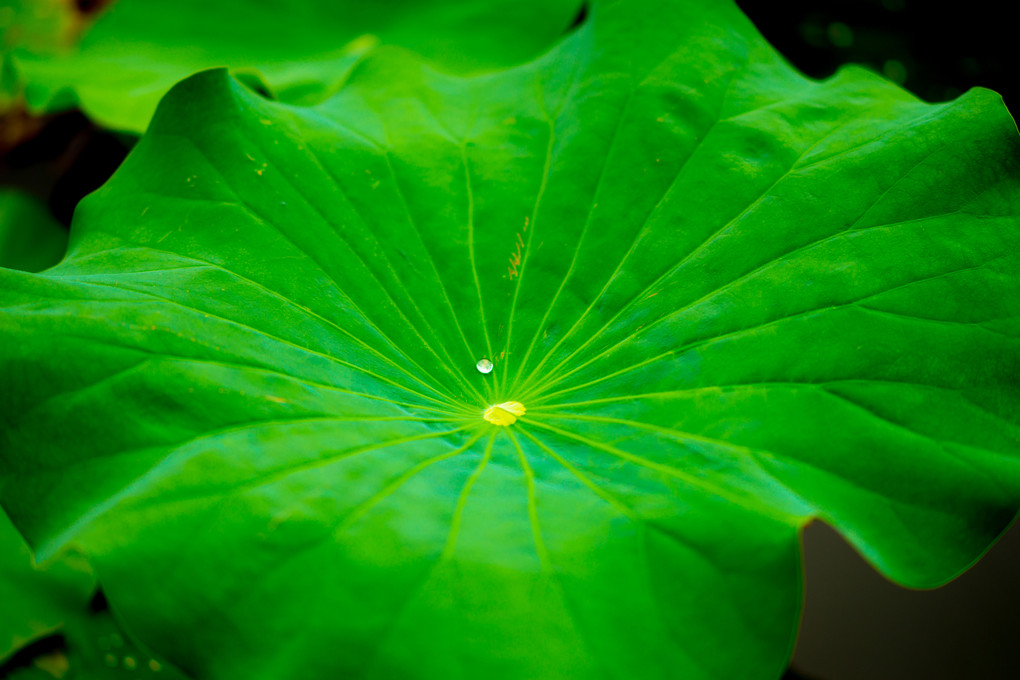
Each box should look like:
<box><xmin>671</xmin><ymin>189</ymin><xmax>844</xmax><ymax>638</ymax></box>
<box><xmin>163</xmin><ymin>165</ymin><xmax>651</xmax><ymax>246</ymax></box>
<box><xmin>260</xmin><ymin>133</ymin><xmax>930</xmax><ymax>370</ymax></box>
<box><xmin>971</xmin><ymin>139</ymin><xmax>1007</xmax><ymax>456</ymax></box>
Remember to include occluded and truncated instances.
<box><xmin>2</xmin><ymin>0</ymin><xmax>1019</xmax><ymax>678</ymax></box>
<box><xmin>0</xmin><ymin>0</ymin><xmax>75</xmax><ymax>114</ymax></box>
<box><xmin>1</xmin><ymin>52</ymin><xmax>18</xmax><ymax>110</ymax></box>
<box><xmin>2</xmin><ymin>508</ymin><xmax>187</xmax><ymax>679</ymax></box>
<box><xmin>0</xmin><ymin>510</ymin><xmax>93</xmax><ymax>665</ymax></box>
<box><xmin>13</xmin><ymin>0</ymin><xmax>585</xmax><ymax>133</ymax></box>
<box><xmin>0</xmin><ymin>190</ymin><xmax>68</xmax><ymax>272</ymax></box>
<box><xmin>0</xmin><ymin>0</ymin><xmax>75</xmax><ymax>54</ymax></box>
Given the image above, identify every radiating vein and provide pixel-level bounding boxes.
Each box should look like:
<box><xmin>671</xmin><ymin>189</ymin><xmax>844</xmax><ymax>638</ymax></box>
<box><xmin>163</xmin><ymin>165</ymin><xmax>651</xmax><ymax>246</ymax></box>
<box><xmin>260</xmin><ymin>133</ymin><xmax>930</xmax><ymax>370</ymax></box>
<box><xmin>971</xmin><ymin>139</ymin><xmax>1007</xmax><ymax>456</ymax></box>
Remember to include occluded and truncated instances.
<box><xmin>500</xmin><ymin>54</ymin><xmax>582</xmax><ymax>388</ymax></box>
<box><xmin>238</xmin><ymin>127</ymin><xmax>469</xmax><ymax>401</ymax></box>
<box><xmin>462</xmin><ymin>145</ymin><xmax>499</xmax><ymax>398</ymax></box>
<box><xmin>515</xmin><ymin>71</ymin><xmax>738</xmax><ymax>393</ymax></box>
<box><xmin>38</xmin><ymin>420</ymin><xmax>471</xmax><ymax>557</ymax></box>
<box><xmin>523</xmin><ymin>418</ymin><xmax>778</xmax><ymax>516</ymax></box>
<box><xmin>508</xmin><ymin>429</ymin><xmax>551</xmax><ymax>569</ymax></box>
<box><xmin>377</xmin><ymin>137</ymin><xmax>485</xmax><ymax>401</ymax></box>
<box><xmin>31</xmin><ymin>312</ymin><xmax>456</xmax><ymax>410</ymax></box>
<box><xmin>103</xmin><ymin>245</ymin><xmax>472</xmax><ymax>408</ymax></box>
<box><xmin>68</xmin><ymin>274</ymin><xmax>457</xmax><ymax>407</ymax></box>
<box><xmin>296</xmin><ymin>139</ymin><xmax>482</xmax><ymax>400</ymax></box>
<box><xmin>509</xmin><ymin>84</ymin><xmax>640</xmax><ymax>389</ymax></box>
<box><xmin>163</xmin><ymin>132</ymin><xmax>456</xmax><ymax>404</ymax></box>
<box><xmin>441</xmin><ymin>432</ymin><xmax>495</xmax><ymax>559</ymax></box>
<box><xmin>229</xmin><ymin>430</ymin><xmax>486</xmax><ymax>608</ymax></box>
<box><xmin>518</xmin><ymin>109</ymin><xmax>905</xmax><ymax>396</ymax></box>
<box><xmin>532</xmin><ymin>255</ymin><xmax>1006</xmax><ymax>400</ymax></box>
<box><xmin>518</xmin><ymin>428</ymin><xmax>636</xmax><ymax>519</ymax></box>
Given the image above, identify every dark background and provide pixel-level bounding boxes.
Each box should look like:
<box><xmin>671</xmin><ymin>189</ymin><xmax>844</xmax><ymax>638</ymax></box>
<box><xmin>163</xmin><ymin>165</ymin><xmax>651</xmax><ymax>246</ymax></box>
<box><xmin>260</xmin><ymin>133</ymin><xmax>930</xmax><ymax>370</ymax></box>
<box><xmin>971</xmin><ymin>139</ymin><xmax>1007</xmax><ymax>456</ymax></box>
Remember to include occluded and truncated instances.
<box><xmin>734</xmin><ymin>1</ymin><xmax>1020</xmax><ymax>678</ymax></box>
<box><xmin>737</xmin><ymin>0</ymin><xmax>1016</xmax><ymax>109</ymax></box>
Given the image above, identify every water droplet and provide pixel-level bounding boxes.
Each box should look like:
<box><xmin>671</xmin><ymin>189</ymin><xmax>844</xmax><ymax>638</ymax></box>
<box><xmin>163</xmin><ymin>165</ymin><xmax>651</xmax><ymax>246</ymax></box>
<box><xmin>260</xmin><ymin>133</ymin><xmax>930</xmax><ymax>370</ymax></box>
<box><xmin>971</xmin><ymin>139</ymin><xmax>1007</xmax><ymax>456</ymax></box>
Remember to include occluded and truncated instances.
<box><xmin>476</xmin><ymin>358</ymin><xmax>493</xmax><ymax>374</ymax></box>
<box><xmin>104</xmin><ymin>654</ymin><xmax>118</xmax><ymax>668</ymax></box>
<box><xmin>123</xmin><ymin>656</ymin><xmax>137</xmax><ymax>670</ymax></box>
<box><xmin>148</xmin><ymin>659</ymin><xmax>162</xmax><ymax>672</ymax></box>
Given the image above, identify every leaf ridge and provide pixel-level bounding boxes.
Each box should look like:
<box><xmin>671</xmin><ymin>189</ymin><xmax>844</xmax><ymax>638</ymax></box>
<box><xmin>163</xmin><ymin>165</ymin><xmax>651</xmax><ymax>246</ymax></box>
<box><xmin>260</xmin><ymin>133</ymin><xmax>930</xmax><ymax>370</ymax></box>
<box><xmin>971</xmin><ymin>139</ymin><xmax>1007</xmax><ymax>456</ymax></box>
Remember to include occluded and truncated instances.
<box><xmin>500</xmin><ymin>52</ymin><xmax>583</xmax><ymax>388</ymax></box>
<box><xmin>290</xmin><ymin>135</ymin><xmax>485</xmax><ymax>402</ymax></box>
<box><xmin>520</xmin><ymin>106</ymin><xmax>893</xmax><ymax>397</ymax></box>
<box><xmin>514</xmin><ymin>71</ymin><xmax>738</xmax><ymax>395</ymax></box>
<box><xmin>462</xmin><ymin>145</ymin><xmax>500</xmax><ymax>398</ymax></box>
<box><xmin>509</xmin><ymin>84</ymin><xmax>641</xmax><ymax>391</ymax></box>
<box><xmin>65</xmin><ymin>274</ymin><xmax>459</xmax><ymax>408</ymax></box>
<box><xmin>163</xmin><ymin>131</ymin><xmax>459</xmax><ymax>404</ymax></box>
<box><xmin>523</xmin><ymin>418</ymin><xmax>786</xmax><ymax>518</ymax></box>
<box><xmin>234</xmin><ymin>124</ymin><xmax>472</xmax><ymax>402</ymax></box>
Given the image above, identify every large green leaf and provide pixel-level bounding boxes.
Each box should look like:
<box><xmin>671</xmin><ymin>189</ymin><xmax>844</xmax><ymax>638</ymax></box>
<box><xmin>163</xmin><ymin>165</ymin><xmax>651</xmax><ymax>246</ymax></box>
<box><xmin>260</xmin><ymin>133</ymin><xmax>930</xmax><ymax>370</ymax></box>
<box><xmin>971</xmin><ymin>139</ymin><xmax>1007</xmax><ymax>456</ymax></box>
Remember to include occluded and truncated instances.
<box><xmin>3</xmin><ymin>0</ymin><xmax>1020</xmax><ymax>678</ymax></box>
<box><xmin>14</xmin><ymin>0</ymin><xmax>584</xmax><ymax>133</ymax></box>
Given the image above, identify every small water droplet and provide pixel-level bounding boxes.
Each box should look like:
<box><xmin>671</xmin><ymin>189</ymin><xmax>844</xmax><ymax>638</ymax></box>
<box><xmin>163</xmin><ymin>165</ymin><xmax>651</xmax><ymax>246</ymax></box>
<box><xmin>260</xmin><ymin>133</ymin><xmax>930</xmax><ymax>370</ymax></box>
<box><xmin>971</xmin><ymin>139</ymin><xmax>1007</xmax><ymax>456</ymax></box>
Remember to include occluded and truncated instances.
<box><xmin>148</xmin><ymin>659</ymin><xmax>162</xmax><ymax>672</ymax></box>
<box><xmin>123</xmin><ymin>656</ymin><xmax>137</xmax><ymax>670</ymax></box>
<box><xmin>104</xmin><ymin>654</ymin><xmax>118</xmax><ymax>668</ymax></box>
<box><xmin>476</xmin><ymin>358</ymin><xmax>493</xmax><ymax>374</ymax></box>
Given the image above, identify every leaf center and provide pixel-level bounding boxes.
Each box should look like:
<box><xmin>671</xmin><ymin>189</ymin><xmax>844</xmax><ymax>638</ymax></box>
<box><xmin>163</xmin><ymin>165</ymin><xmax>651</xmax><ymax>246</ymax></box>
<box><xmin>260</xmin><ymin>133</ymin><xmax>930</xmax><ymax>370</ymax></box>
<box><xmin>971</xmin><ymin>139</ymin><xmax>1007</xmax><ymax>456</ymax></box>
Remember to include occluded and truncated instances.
<box><xmin>482</xmin><ymin>401</ymin><xmax>527</xmax><ymax>426</ymax></box>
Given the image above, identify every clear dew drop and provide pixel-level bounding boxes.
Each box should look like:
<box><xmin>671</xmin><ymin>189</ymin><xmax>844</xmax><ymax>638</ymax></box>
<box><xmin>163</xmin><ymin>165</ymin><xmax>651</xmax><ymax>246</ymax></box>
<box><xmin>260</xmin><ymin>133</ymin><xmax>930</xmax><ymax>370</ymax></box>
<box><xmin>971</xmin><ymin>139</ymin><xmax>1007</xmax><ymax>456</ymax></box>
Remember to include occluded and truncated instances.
<box><xmin>476</xmin><ymin>358</ymin><xmax>493</xmax><ymax>374</ymax></box>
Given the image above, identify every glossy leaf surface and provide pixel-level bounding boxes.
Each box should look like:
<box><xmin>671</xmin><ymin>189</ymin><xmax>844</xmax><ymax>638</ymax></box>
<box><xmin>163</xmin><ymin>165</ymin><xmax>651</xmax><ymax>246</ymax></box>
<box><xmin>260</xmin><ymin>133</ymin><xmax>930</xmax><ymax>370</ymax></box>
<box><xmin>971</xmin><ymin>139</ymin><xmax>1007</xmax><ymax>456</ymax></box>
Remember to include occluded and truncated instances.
<box><xmin>14</xmin><ymin>0</ymin><xmax>584</xmax><ymax>133</ymax></box>
<box><xmin>2</xmin><ymin>0</ymin><xmax>1019</xmax><ymax>678</ymax></box>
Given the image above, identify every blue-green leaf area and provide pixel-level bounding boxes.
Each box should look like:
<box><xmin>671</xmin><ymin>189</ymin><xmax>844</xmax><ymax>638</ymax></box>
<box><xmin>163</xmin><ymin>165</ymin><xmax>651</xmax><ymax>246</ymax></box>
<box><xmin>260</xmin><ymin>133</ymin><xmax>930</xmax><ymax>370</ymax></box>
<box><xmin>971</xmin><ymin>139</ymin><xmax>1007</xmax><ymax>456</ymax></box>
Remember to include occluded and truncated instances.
<box><xmin>2</xmin><ymin>0</ymin><xmax>1019</xmax><ymax>678</ymax></box>
<box><xmin>13</xmin><ymin>0</ymin><xmax>584</xmax><ymax>133</ymax></box>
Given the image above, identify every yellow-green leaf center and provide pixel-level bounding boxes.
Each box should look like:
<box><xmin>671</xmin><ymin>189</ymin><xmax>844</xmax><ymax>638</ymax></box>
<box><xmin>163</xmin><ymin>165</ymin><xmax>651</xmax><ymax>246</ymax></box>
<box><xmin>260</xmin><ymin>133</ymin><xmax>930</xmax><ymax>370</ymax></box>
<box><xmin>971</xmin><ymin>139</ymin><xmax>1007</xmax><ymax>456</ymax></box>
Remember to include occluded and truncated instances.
<box><xmin>482</xmin><ymin>401</ymin><xmax>526</xmax><ymax>426</ymax></box>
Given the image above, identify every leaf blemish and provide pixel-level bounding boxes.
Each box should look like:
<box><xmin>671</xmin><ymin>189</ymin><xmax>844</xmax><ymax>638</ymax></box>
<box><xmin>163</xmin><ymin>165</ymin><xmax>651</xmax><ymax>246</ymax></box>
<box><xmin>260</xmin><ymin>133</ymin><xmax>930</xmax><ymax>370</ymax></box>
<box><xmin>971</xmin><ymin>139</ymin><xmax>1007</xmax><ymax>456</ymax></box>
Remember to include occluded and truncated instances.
<box><xmin>507</xmin><ymin>232</ymin><xmax>525</xmax><ymax>279</ymax></box>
